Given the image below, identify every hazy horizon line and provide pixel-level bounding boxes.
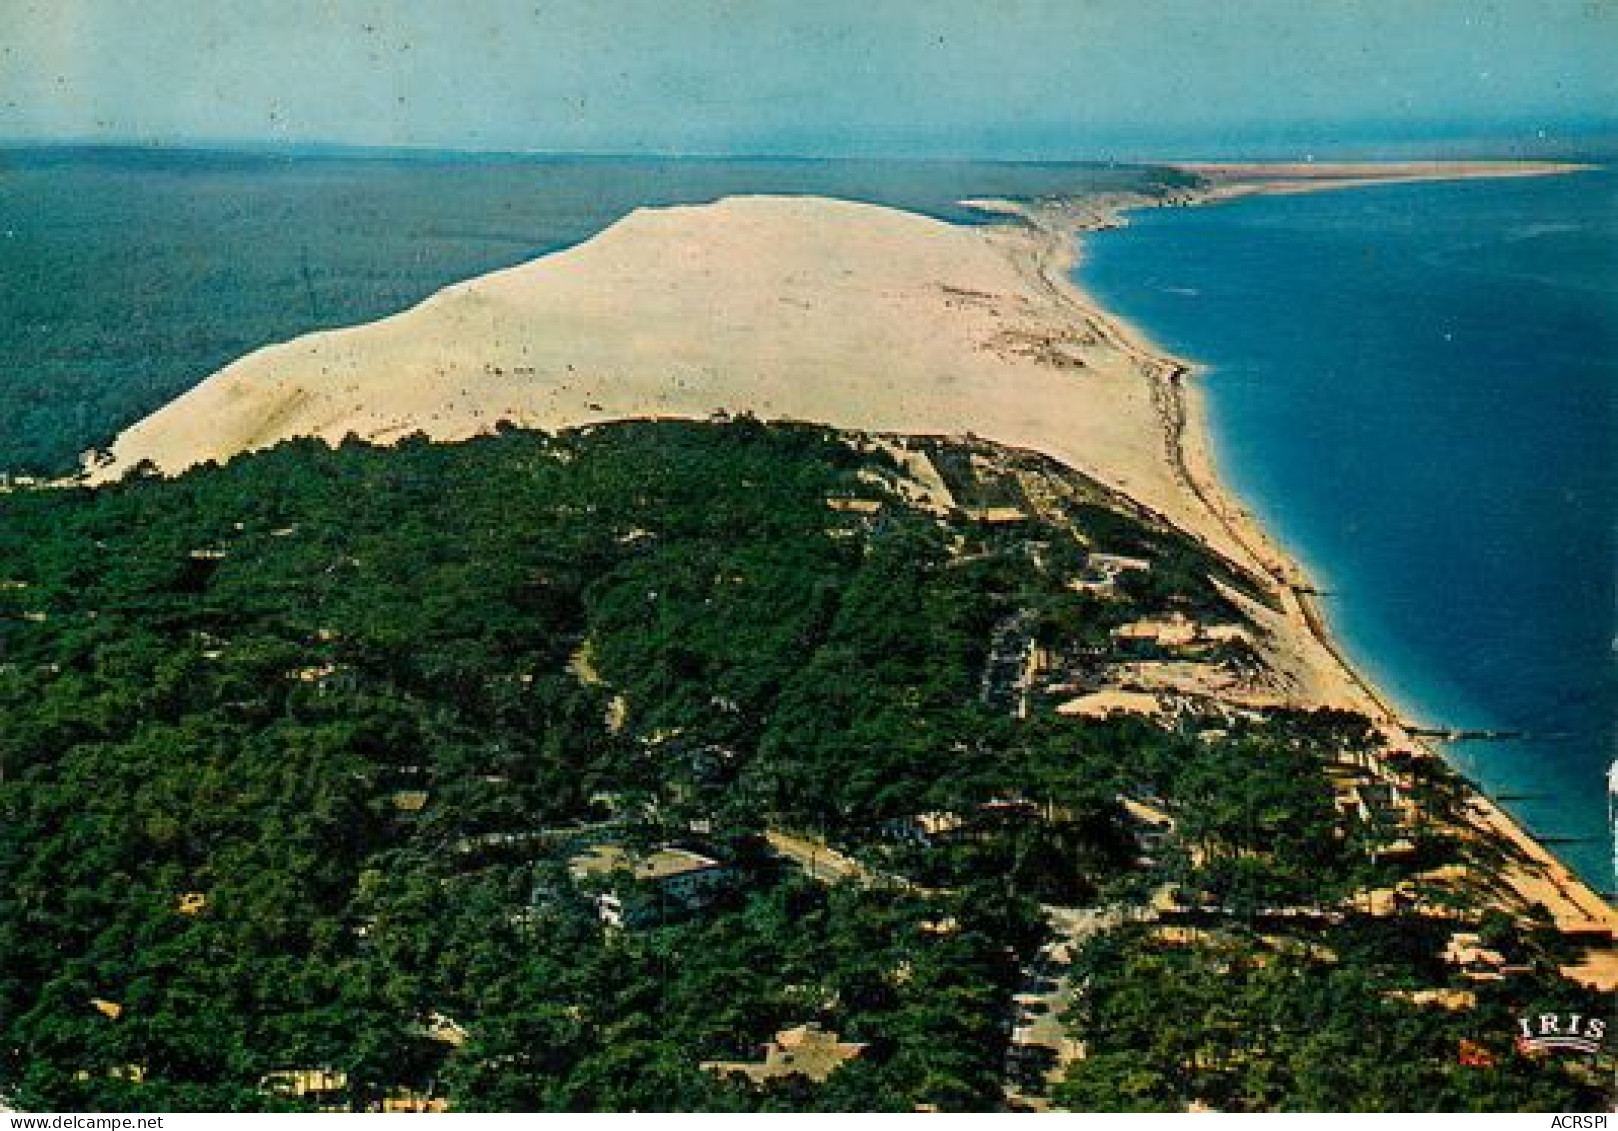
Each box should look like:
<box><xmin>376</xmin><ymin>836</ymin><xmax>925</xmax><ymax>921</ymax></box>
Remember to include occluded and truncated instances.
<box><xmin>3</xmin><ymin>120</ymin><xmax>1615</xmax><ymax>166</ymax></box>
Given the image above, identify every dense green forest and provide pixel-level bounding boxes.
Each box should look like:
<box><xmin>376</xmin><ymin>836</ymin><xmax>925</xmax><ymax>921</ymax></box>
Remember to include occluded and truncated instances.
<box><xmin>1057</xmin><ymin>919</ymin><xmax>1605</xmax><ymax>1112</ymax></box>
<box><xmin>0</xmin><ymin>422</ymin><xmax>1604</xmax><ymax>1111</ymax></box>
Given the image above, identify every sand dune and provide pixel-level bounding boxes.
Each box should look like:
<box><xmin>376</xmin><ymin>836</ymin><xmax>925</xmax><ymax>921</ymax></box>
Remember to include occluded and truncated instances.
<box><xmin>93</xmin><ymin>194</ymin><xmax>1193</xmax><ymax>536</ymax></box>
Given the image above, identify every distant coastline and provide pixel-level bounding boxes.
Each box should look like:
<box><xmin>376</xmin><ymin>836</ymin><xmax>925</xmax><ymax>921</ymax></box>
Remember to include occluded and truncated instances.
<box><xmin>1180</xmin><ymin>159</ymin><xmax>1594</xmax><ymax>195</ymax></box>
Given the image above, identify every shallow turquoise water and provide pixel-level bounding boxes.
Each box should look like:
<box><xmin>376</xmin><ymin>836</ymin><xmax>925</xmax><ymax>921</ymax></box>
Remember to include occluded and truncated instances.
<box><xmin>1079</xmin><ymin>171</ymin><xmax>1616</xmax><ymax>892</ymax></box>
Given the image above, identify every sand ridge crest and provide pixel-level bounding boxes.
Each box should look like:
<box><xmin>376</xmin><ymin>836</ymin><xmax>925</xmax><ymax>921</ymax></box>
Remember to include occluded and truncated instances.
<box><xmin>91</xmin><ymin>191</ymin><xmax>1184</xmax><ymax>536</ymax></box>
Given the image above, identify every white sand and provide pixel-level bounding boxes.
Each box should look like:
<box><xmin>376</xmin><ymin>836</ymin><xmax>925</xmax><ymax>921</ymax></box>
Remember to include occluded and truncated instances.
<box><xmin>94</xmin><ymin>195</ymin><xmax>1191</xmax><ymax>542</ymax></box>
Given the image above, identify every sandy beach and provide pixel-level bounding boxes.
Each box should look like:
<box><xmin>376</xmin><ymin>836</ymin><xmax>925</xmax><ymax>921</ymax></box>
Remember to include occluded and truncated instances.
<box><xmin>88</xmin><ymin>161</ymin><xmax>1613</xmax><ymax>977</ymax></box>
<box><xmin>1055</xmin><ymin>165</ymin><xmax>1616</xmax><ymax>980</ymax></box>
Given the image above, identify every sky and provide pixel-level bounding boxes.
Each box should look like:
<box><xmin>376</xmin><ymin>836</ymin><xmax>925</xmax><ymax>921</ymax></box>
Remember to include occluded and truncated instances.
<box><xmin>2</xmin><ymin>0</ymin><xmax>1614</xmax><ymax>158</ymax></box>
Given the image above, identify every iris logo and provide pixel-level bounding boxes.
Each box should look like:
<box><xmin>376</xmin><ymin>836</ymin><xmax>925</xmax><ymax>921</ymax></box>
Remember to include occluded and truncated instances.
<box><xmin>1516</xmin><ymin>1012</ymin><xmax>1607</xmax><ymax>1055</ymax></box>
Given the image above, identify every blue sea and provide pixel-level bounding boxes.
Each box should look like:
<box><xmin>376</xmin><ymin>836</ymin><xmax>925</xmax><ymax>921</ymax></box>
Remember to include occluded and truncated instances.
<box><xmin>1079</xmin><ymin>170</ymin><xmax>1617</xmax><ymax>893</ymax></box>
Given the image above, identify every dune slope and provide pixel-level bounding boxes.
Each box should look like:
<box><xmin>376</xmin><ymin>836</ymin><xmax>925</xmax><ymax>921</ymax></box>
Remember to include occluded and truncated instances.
<box><xmin>95</xmin><ymin>196</ymin><xmax>1189</xmax><ymax>527</ymax></box>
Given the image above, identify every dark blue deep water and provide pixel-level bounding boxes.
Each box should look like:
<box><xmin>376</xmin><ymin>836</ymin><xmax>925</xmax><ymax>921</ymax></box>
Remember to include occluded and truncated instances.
<box><xmin>1080</xmin><ymin>171</ymin><xmax>1617</xmax><ymax>892</ymax></box>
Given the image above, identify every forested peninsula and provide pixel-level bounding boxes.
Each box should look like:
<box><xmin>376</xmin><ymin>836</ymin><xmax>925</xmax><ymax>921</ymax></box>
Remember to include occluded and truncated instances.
<box><xmin>0</xmin><ymin>421</ymin><xmax>1606</xmax><ymax>1112</ymax></box>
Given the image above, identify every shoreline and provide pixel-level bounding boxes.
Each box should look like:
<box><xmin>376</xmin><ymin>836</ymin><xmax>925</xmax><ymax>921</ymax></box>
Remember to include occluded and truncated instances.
<box><xmin>1013</xmin><ymin>169</ymin><xmax>1614</xmax><ymax>980</ymax></box>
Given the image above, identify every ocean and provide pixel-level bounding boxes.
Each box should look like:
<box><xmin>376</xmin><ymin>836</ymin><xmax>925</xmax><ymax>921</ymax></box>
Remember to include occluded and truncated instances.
<box><xmin>0</xmin><ymin>146</ymin><xmax>1166</xmax><ymax>475</ymax></box>
<box><xmin>1079</xmin><ymin>170</ymin><xmax>1617</xmax><ymax>893</ymax></box>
